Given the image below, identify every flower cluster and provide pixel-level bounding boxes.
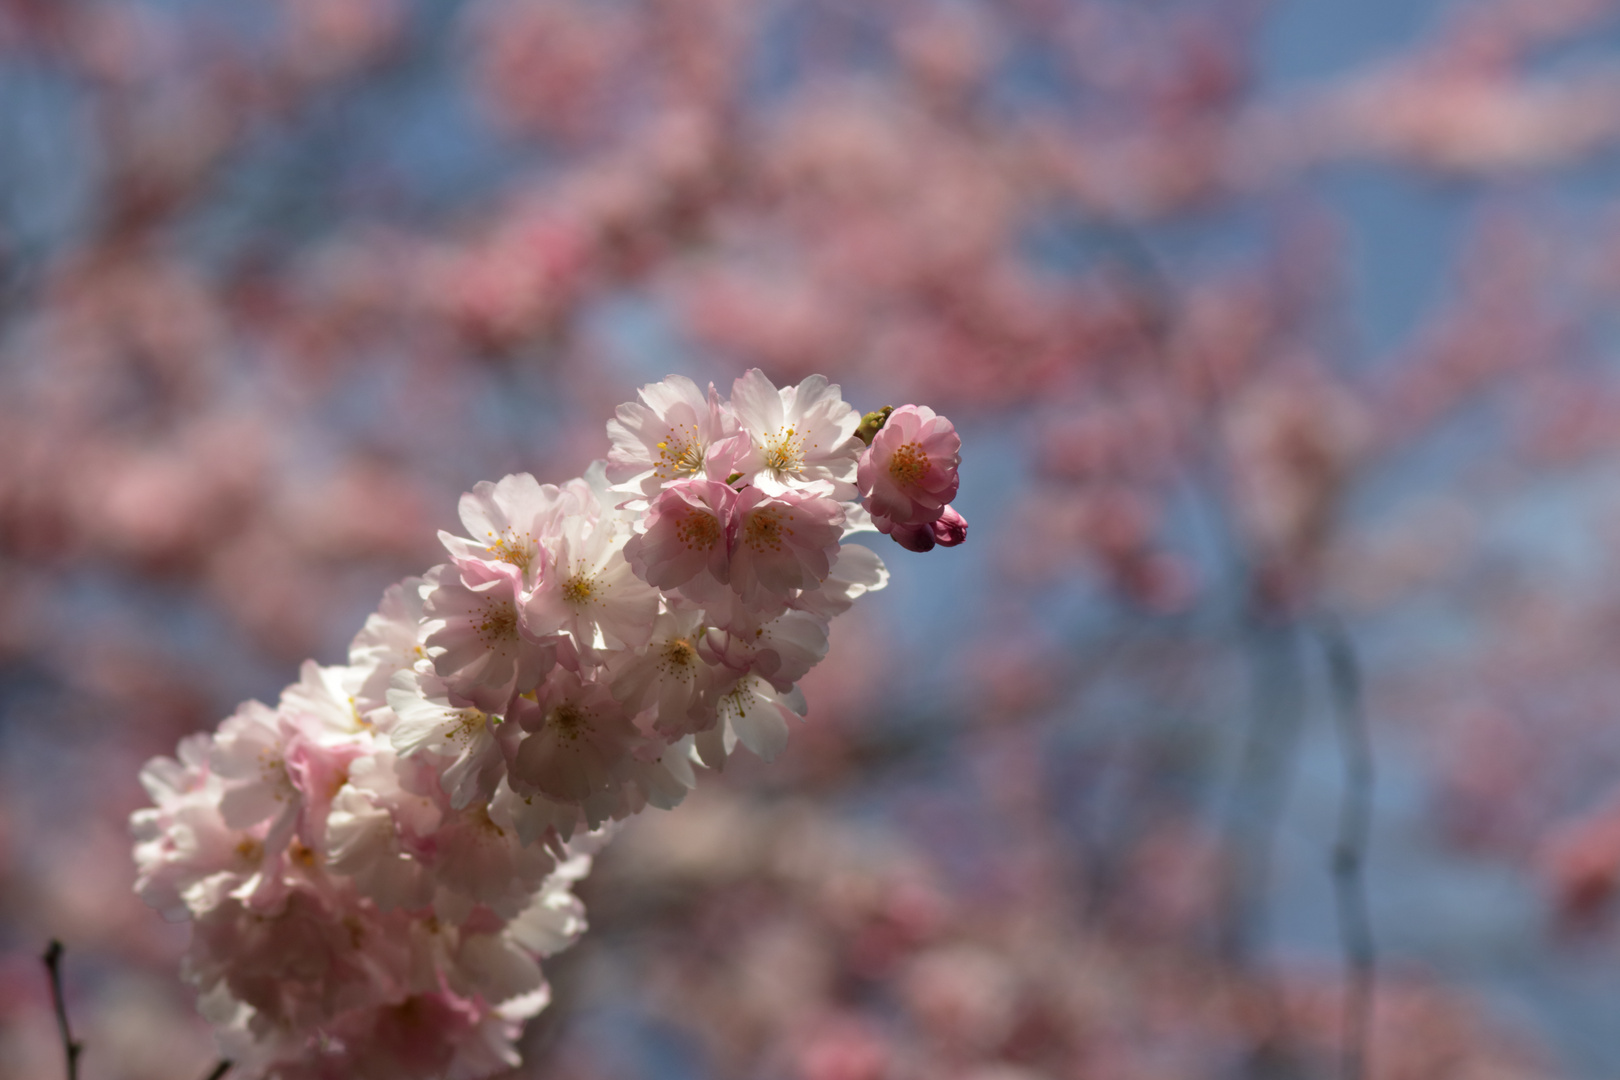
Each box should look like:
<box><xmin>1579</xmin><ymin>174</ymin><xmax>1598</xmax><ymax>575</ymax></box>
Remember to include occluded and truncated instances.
<box><xmin>131</xmin><ymin>370</ymin><xmax>964</xmax><ymax>1078</ymax></box>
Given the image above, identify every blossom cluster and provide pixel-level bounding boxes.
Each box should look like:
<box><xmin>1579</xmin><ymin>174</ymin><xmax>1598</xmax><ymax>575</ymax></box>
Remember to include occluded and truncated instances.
<box><xmin>131</xmin><ymin>370</ymin><xmax>964</xmax><ymax>1078</ymax></box>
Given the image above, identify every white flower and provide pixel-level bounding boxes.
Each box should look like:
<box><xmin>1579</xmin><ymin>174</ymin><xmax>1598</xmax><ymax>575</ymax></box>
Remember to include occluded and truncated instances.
<box><xmin>348</xmin><ymin>576</ymin><xmax>428</xmax><ymax>722</ymax></box>
<box><xmin>280</xmin><ymin>659</ymin><xmax>370</xmax><ymax>739</ymax></box>
<box><xmin>523</xmin><ymin>502</ymin><xmax>658</xmax><ymax>661</ymax></box>
<box><xmin>727</xmin><ymin>368</ymin><xmax>862</xmax><ymax>498</ymax></box>
<box><xmin>694</xmin><ymin>674</ymin><xmax>807</xmax><ymax>767</ymax></box>
<box><xmin>387</xmin><ymin>667</ymin><xmax>509</xmax><ymax>810</ymax></box>
<box><xmin>133</xmin><ymin>733</ymin><xmax>280</xmax><ymax>921</ymax></box>
<box><xmin>208</xmin><ymin>700</ymin><xmax>303</xmax><ymax>854</ymax></box>
<box><xmin>607</xmin><ymin>606</ymin><xmax>731</xmax><ymax>736</ymax></box>
<box><xmin>605</xmin><ymin>375</ymin><xmax>739</xmax><ymax>499</ymax></box>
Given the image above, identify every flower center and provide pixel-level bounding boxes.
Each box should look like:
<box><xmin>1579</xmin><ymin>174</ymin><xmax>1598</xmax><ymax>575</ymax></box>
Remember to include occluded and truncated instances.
<box><xmin>663</xmin><ymin>638</ymin><xmax>697</xmax><ymax>669</ymax></box>
<box><xmin>467</xmin><ymin>804</ymin><xmax>505</xmax><ymax>837</ymax></box>
<box><xmin>562</xmin><ymin>571</ymin><xmax>598</xmax><ymax>606</ymax></box>
<box><xmin>550</xmin><ymin>703</ymin><xmax>589</xmax><ymax>742</ymax></box>
<box><xmin>485</xmin><ymin>532</ymin><xmax>536</xmax><ymax>573</ymax></box>
<box><xmin>720</xmin><ymin>679</ymin><xmax>755</xmax><ymax>720</ymax></box>
<box><xmin>761</xmin><ymin>426</ymin><xmax>806</xmax><ymax>474</ymax></box>
<box><xmin>676</xmin><ymin>507</ymin><xmax>722</xmax><ymax>550</ymax></box>
<box><xmin>476</xmin><ymin>601</ymin><xmax>518</xmax><ymax>645</ymax></box>
<box><xmin>888</xmin><ymin>442</ymin><xmax>930</xmax><ymax>486</ymax></box>
<box><xmin>655</xmin><ymin>426</ymin><xmax>705</xmax><ymax>480</ymax></box>
<box><xmin>744</xmin><ymin>505</ymin><xmax>792</xmax><ymax>552</ymax></box>
<box><xmin>256</xmin><ymin>749</ymin><xmax>295</xmax><ymax>801</ymax></box>
<box><xmin>451</xmin><ymin>709</ymin><xmax>487</xmax><ymax>744</ymax></box>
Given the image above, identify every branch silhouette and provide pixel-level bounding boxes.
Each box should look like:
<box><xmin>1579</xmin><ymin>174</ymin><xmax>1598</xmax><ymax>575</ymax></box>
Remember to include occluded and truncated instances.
<box><xmin>43</xmin><ymin>940</ymin><xmax>83</xmax><ymax>1080</ymax></box>
<box><xmin>1320</xmin><ymin>616</ymin><xmax>1377</xmax><ymax>1080</ymax></box>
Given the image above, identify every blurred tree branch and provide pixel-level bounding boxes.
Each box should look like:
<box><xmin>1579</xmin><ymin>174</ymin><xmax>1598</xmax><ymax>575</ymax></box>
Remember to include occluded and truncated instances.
<box><xmin>1320</xmin><ymin>616</ymin><xmax>1376</xmax><ymax>1080</ymax></box>
<box><xmin>43</xmin><ymin>939</ymin><xmax>83</xmax><ymax>1080</ymax></box>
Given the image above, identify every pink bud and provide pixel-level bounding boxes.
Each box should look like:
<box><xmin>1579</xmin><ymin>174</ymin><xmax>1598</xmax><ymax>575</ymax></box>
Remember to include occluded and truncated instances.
<box><xmin>930</xmin><ymin>505</ymin><xmax>968</xmax><ymax>547</ymax></box>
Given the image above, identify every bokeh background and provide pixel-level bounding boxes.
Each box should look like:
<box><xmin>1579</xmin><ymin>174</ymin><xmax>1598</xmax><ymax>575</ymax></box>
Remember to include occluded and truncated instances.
<box><xmin>7</xmin><ymin>0</ymin><xmax>1620</xmax><ymax>1076</ymax></box>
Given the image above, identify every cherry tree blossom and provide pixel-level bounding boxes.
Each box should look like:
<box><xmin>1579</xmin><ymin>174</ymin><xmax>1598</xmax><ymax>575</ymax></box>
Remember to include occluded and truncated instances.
<box><xmin>131</xmin><ymin>372</ymin><xmax>967</xmax><ymax>1077</ymax></box>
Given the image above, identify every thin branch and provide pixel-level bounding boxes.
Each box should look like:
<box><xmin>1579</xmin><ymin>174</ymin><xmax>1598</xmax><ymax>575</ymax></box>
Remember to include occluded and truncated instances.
<box><xmin>1319</xmin><ymin>616</ymin><xmax>1377</xmax><ymax>1080</ymax></box>
<box><xmin>199</xmin><ymin>1061</ymin><xmax>233</xmax><ymax>1080</ymax></box>
<box><xmin>42</xmin><ymin>939</ymin><xmax>83</xmax><ymax>1080</ymax></box>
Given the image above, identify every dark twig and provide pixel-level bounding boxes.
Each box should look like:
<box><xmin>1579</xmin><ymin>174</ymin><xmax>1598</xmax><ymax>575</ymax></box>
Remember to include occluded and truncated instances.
<box><xmin>1319</xmin><ymin>616</ymin><xmax>1377</xmax><ymax>1080</ymax></box>
<box><xmin>200</xmin><ymin>1060</ymin><xmax>233</xmax><ymax>1080</ymax></box>
<box><xmin>42</xmin><ymin>940</ymin><xmax>83</xmax><ymax>1080</ymax></box>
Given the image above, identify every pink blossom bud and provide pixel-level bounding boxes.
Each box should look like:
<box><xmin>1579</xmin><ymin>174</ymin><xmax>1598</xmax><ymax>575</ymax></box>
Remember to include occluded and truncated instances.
<box><xmin>930</xmin><ymin>505</ymin><xmax>968</xmax><ymax>547</ymax></box>
<box><xmin>875</xmin><ymin>504</ymin><xmax>968</xmax><ymax>552</ymax></box>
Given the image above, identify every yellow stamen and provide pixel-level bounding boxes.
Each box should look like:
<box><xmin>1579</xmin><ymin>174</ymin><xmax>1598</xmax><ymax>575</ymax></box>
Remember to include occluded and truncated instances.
<box><xmin>888</xmin><ymin>442</ymin><xmax>930</xmax><ymax>486</ymax></box>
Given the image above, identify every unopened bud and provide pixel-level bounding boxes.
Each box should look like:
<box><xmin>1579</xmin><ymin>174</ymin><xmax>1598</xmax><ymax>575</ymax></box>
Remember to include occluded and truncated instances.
<box><xmin>855</xmin><ymin>406</ymin><xmax>894</xmax><ymax>446</ymax></box>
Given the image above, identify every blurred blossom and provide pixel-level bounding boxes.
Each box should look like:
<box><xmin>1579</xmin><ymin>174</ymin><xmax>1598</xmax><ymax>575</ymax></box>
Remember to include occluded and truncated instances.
<box><xmin>6</xmin><ymin>0</ymin><xmax>1620</xmax><ymax>1076</ymax></box>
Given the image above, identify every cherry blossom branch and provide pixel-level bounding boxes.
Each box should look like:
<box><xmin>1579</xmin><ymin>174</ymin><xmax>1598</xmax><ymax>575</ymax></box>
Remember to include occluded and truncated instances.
<box><xmin>199</xmin><ymin>1061</ymin><xmax>233</xmax><ymax>1080</ymax></box>
<box><xmin>1319</xmin><ymin>616</ymin><xmax>1376</xmax><ymax>1080</ymax></box>
<box><xmin>42</xmin><ymin>940</ymin><xmax>83</xmax><ymax>1080</ymax></box>
<box><xmin>130</xmin><ymin>372</ymin><xmax>968</xmax><ymax>1077</ymax></box>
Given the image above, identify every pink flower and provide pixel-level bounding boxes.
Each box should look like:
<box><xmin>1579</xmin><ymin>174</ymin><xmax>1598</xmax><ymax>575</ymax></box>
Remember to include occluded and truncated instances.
<box><xmin>437</xmin><ymin>473</ymin><xmax>572</xmax><ymax>596</ymax></box>
<box><xmin>607</xmin><ymin>606</ymin><xmax>731</xmax><ymax>737</ymax></box>
<box><xmin>857</xmin><ymin>404</ymin><xmax>961</xmax><ymax>533</ymax></box>
<box><xmin>699</xmin><ymin>608</ymin><xmax>830</xmax><ymax>692</ymax></box>
<box><xmin>386</xmin><ymin>667</ymin><xmax>508</xmax><ymax>810</ymax></box>
<box><xmin>129</xmin><ymin>371</ymin><xmax>917</xmax><ymax>1076</ymax></box>
<box><xmin>622</xmin><ymin>478</ymin><xmax>736</xmax><ymax>592</ymax></box>
<box><xmin>422</xmin><ymin>565</ymin><xmax>556</xmax><ymax>713</ymax></box>
<box><xmin>185</xmin><ymin>887</ymin><xmax>413</xmax><ymax>1034</ymax></box>
<box><xmin>727</xmin><ymin>485</ymin><xmax>846</xmax><ymax>605</ymax></box>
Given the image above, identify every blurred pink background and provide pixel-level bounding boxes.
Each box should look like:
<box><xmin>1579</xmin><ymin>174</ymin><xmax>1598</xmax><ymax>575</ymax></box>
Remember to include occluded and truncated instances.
<box><xmin>7</xmin><ymin>0</ymin><xmax>1620</xmax><ymax>1076</ymax></box>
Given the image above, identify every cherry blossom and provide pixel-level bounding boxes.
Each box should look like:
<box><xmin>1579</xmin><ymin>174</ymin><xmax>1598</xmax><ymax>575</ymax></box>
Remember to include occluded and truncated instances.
<box><xmin>423</xmin><ymin>566</ymin><xmax>556</xmax><ymax>713</ymax></box>
<box><xmin>522</xmin><ymin>498</ymin><xmax>659</xmax><ymax>663</ymax></box>
<box><xmin>728</xmin><ymin>369</ymin><xmax>863</xmax><ymax>498</ymax></box>
<box><xmin>506</xmin><ymin>668</ymin><xmax>642</xmax><ymax>804</ymax></box>
<box><xmin>879</xmin><ymin>503</ymin><xmax>970</xmax><ymax>553</ymax></box>
<box><xmin>858</xmin><ymin>404</ymin><xmax>962</xmax><ymax>527</ymax></box>
<box><xmin>437</xmin><ymin>473</ymin><xmax>571</xmax><ymax>595</ymax></box>
<box><xmin>622</xmin><ymin>477</ymin><xmax>737</xmax><ymax>593</ymax></box>
<box><xmin>727</xmin><ymin>485</ymin><xmax>847</xmax><ymax>605</ymax></box>
<box><xmin>132</xmin><ymin>371</ymin><xmax>961</xmax><ymax>1077</ymax></box>
<box><xmin>606</xmin><ymin>375</ymin><xmax>739</xmax><ymax>500</ymax></box>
